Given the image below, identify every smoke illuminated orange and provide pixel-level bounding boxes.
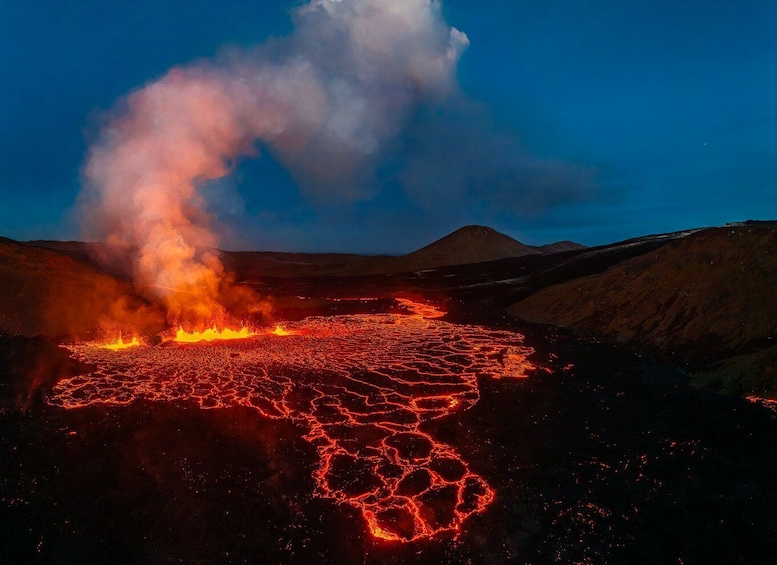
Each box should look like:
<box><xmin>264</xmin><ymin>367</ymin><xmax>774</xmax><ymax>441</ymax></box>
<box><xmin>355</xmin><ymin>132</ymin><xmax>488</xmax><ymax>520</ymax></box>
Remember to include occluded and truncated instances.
<box><xmin>51</xmin><ymin>300</ymin><xmax>537</xmax><ymax>542</ymax></box>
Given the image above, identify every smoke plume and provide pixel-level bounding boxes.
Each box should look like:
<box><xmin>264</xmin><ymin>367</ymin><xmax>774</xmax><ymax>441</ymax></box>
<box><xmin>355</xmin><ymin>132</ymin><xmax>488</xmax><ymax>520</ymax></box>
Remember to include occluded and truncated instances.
<box><xmin>81</xmin><ymin>0</ymin><xmax>468</xmax><ymax>329</ymax></box>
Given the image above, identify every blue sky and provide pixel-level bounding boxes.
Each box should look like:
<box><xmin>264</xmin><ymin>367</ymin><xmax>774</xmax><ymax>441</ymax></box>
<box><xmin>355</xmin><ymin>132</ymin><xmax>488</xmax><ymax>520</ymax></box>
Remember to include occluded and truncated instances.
<box><xmin>1</xmin><ymin>0</ymin><xmax>775</xmax><ymax>252</ymax></box>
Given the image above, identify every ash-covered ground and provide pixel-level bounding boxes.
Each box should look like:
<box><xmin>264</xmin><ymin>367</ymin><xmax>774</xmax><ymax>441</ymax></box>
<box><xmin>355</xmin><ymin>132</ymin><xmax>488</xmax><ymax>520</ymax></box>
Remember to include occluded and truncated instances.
<box><xmin>2</xmin><ymin>297</ymin><xmax>777</xmax><ymax>564</ymax></box>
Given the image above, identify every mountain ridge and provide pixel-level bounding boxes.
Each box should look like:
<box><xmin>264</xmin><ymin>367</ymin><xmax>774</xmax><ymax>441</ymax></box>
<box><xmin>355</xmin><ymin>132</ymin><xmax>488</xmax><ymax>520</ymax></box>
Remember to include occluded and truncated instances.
<box><xmin>27</xmin><ymin>225</ymin><xmax>586</xmax><ymax>277</ymax></box>
<box><xmin>337</xmin><ymin>225</ymin><xmax>585</xmax><ymax>275</ymax></box>
<box><xmin>508</xmin><ymin>222</ymin><xmax>777</xmax><ymax>394</ymax></box>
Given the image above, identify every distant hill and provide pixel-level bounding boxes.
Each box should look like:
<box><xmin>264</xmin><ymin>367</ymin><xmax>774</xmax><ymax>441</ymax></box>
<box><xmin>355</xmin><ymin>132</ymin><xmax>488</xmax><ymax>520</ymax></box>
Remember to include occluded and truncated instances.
<box><xmin>0</xmin><ymin>238</ymin><xmax>164</xmax><ymax>338</ymax></box>
<box><xmin>340</xmin><ymin>225</ymin><xmax>585</xmax><ymax>275</ymax></box>
<box><xmin>25</xmin><ymin>240</ymin><xmax>136</xmax><ymax>280</ymax></box>
<box><xmin>223</xmin><ymin>225</ymin><xmax>585</xmax><ymax>276</ymax></box>
<box><xmin>508</xmin><ymin>222</ymin><xmax>777</xmax><ymax>395</ymax></box>
<box><xmin>537</xmin><ymin>240</ymin><xmax>587</xmax><ymax>254</ymax></box>
<box><xmin>28</xmin><ymin>226</ymin><xmax>584</xmax><ymax>279</ymax></box>
<box><xmin>408</xmin><ymin>225</ymin><xmax>540</xmax><ymax>264</ymax></box>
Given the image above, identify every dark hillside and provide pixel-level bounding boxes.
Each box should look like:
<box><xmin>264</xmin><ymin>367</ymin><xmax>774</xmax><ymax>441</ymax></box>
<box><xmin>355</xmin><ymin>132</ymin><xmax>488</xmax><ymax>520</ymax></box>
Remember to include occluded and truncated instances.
<box><xmin>509</xmin><ymin>223</ymin><xmax>777</xmax><ymax>393</ymax></box>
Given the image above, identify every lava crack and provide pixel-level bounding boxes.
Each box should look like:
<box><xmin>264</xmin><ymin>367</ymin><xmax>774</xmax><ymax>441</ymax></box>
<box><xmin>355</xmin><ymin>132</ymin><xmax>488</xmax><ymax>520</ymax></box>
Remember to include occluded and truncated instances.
<box><xmin>50</xmin><ymin>300</ymin><xmax>536</xmax><ymax>542</ymax></box>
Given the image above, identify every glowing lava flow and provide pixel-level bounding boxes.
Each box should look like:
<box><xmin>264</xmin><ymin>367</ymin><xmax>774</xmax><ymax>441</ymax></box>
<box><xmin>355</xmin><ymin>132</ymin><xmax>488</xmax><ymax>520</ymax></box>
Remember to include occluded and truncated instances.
<box><xmin>173</xmin><ymin>326</ymin><xmax>254</xmax><ymax>343</ymax></box>
<box><xmin>99</xmin><ymin>336</ymin><xmax>142</xmax><ymax>350</ymax></box>
<box><xmin>51</xmin><ymin>300</ymin><xmax>537</xmax><ymax>542</ymax></box>
<box><xmin>270</xmin><ymin>325</ymin><xmax>294</xmax><ymax>336</ymax></box>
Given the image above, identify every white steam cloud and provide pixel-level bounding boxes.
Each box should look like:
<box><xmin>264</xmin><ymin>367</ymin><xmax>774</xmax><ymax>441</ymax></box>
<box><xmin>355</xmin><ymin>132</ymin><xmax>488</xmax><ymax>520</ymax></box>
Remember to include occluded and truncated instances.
<box><xmin>81</xmin><ymin>0</ymin><xmax>469</xmax><ymax>327</ymax></box>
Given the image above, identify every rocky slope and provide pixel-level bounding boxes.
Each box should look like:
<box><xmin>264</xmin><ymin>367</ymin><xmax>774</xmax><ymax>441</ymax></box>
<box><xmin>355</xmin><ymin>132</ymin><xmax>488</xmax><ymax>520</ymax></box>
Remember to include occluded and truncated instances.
<box><xmin>508</xmin><ymin>223</ymin><xmax>777</xmax><ymax>394</ymax></box>
<box><xmin>0</xmin><ymin>237</ymin><xmax>162</xmax><ymax>339</ymax></box>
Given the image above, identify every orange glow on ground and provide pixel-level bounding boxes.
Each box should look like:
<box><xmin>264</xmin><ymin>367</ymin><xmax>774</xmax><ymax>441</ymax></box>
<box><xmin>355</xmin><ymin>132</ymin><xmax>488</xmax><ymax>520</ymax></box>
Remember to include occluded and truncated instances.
<box><xmin>395</xmin><ymin>298</ymin><xmax>446</xmax><ymax>319</ymax></box>
<box><xmin>746</xmin><ymin>395</ymin><xmax>777</xmax><ymax>415</ymax></box>
<box><xmin>98</xmin><ymin>336</ymin><xmax>143</xmax><ymax>350</ymax></box>
<box><xmin>52</xmin><ymin>299</ymin><xmax>537</xmax><ymax>542</ymax></box>
<box><xmin>271</xmin><ymin>325</ymin><xmax>294</xmax><ymax>336</ymax></box>
<box><xmin>173</xmin><ymin>326</ymin><xmax>254</xmax><ymax>343</ymax></box>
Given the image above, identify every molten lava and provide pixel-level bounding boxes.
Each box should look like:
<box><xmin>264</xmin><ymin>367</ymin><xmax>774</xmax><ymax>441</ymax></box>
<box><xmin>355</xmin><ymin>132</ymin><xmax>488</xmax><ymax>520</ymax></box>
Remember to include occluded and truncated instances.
<box><xmin>51</xmin><ymin>299</ymin><xmax>537</xmax><ymax>542</ymax></box>
<box><xmin>99</xmin><ymin>336</ymin><xmax>143</xmax><ymax>350</ymax></box>
<box><xmin>173</xmin><ymin>326</ymin><xmax>254</xmax><ymax>343</ymax></box>
<box><xmin>395</xmin><ymin>298</ymin><xmax>446</xmax><ymax>319</ymax></box>
<box><xmin>271</xmin><ymin>325</ymin><xmax>294</xmax><ymax>336</ymax></box>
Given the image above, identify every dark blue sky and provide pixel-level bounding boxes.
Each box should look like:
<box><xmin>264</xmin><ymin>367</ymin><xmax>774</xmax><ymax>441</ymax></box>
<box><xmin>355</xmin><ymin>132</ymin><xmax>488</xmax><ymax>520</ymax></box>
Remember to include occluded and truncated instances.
<box><xmin>2</xmin><ymin>1</ymin><xmax>775</xmax><ymax>252</ymax></box>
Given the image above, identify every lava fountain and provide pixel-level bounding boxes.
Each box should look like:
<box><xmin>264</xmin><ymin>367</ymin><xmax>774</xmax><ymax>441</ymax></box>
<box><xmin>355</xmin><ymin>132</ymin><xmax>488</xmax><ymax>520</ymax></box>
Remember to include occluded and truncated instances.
<box><xmin>171</xmin><ymin>326</ymin><xmax>255</xmax><ymax>343</ymax></box>
<box><xmin>52</xmin><ymin>300</ymin><xmax>538</xmax><ymax>542</ymax></box>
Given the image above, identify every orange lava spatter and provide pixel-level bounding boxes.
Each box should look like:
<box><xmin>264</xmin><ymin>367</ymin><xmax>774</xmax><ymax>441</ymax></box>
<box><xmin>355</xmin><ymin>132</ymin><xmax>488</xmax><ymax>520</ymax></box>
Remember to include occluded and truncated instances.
<box><xmin>98</xmin><ymin>336</ymin><xmax>143</xmax><ymax>350</ymax></box>
<box><xmin>51</xmin><ymin>300</ymin><xmax>536</xmax><ymax>542</ymax></box>
<box><xmin>270</xmin><ymin>325</ymin><xmax>294</xmax><ymax>336</ymax></box>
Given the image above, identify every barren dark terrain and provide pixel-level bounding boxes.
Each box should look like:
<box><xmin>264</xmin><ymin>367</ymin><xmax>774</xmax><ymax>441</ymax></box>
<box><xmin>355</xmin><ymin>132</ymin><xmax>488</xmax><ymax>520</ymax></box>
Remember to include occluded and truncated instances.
<box><xmin>3</xmin><ymin>224</ymin><xmax>777</xmax><ymax>563</ymax></box>
<box><xmin>509</xmin><ymin>222</ymin><xmax>777</xmax><ymax>396</ymax></box>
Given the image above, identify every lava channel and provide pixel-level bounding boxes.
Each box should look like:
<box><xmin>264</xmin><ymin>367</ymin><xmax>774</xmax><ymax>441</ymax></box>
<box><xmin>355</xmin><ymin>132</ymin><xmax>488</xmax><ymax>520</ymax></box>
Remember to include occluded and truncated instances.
<box><xmin>50</xmin><ymin>299</ymin><xmax>537</xmax><ymax>542</ymax></box>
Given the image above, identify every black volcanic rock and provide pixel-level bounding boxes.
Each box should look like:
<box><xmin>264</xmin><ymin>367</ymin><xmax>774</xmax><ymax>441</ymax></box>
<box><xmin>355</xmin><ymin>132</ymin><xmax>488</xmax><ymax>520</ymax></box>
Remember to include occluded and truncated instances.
<box><xmin>2</xmin><ymin>308</ymin><xmax>777</xmax><ymax>564</ymax></box>
<box><xmin>4</xmin><ymin>224</ymin><xmax>777</xmax><ymax>562</ymax></box>
<box><xmin>0</xmin><ymin>334</ymin><xmax>91</xmax><ymax>410</ymax></box>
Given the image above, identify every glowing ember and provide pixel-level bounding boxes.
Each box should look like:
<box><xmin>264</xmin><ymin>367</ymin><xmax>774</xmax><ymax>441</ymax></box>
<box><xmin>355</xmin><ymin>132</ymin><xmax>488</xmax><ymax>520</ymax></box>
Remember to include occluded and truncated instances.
<box><xmin>746</xmin><ymin>395</ymin><xmax>777</xmax><ymax>416</ymax></box>
<box><xmin>98</xmin><ymin>336</ymin><xmax>143</xmax><ymax>350</ymax></box>
<box><xmin>173</xmin><ymin>326</ymin><xmax>254</xmax><ymax>343</ymax></box>
<box><xmin>51</xmin><ymin>300</ymin><xmax>537</xmax><ymax>542</ymax></box>
<box><xmin>271</xmin><ymin>325</ymin><xmax>294</xmax><ymax>336</ymax></box>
